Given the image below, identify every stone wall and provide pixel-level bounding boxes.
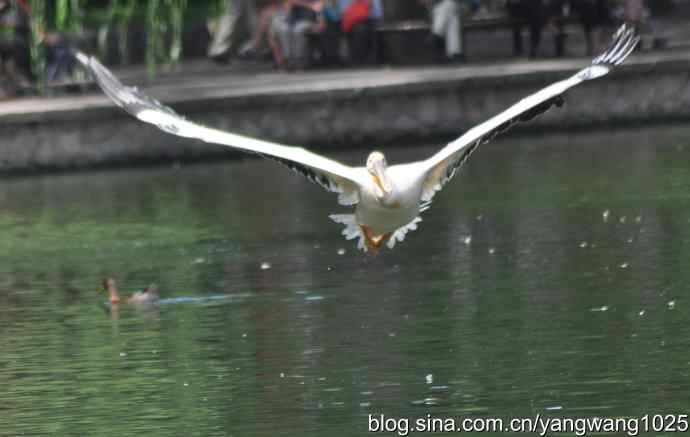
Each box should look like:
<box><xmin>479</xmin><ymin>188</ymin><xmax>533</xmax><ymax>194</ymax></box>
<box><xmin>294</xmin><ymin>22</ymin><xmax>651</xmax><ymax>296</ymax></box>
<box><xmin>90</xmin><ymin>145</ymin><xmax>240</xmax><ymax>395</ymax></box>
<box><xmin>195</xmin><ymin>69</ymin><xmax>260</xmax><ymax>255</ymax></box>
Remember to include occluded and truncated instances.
<box><xmin>0</xmin><ymin>53</ymin><xmax>689</xmax><ymax>172</ymax></box>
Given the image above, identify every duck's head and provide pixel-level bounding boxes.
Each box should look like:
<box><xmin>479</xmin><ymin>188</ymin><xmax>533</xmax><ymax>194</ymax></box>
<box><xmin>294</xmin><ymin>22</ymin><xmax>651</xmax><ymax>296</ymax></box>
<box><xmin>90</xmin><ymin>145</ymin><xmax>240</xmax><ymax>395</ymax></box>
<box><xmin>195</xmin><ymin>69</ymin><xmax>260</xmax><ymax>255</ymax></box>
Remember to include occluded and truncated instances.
<box><xmin>366</xmin><ymin>151</ymin><xmax>394</xmax><ymax>204</ymax></box>
<box><xmin>101</xmin><ymin>277</ymin><xmax>120</xmax><ymax>303</ymax></box>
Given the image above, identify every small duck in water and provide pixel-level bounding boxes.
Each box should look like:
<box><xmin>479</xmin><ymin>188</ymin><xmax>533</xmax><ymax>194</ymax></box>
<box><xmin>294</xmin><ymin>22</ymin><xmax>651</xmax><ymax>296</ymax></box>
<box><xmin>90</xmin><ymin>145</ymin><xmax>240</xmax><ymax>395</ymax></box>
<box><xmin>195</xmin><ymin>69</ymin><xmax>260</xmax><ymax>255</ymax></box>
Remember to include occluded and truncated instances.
<box><xmin>102</xmin><ymin>278</ymin><xmax>159</xmax><ymax>305</ymax></box>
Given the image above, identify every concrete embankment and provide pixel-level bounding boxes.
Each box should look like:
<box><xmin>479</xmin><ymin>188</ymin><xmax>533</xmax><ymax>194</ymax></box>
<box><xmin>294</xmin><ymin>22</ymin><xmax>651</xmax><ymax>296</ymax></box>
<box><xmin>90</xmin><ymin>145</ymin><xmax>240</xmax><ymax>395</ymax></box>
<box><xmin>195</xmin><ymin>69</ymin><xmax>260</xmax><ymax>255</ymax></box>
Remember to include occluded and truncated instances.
<box><xmin>0</xmin><ymin>50</ymin><xmax>689</xmax><ymax>172</ymax></box>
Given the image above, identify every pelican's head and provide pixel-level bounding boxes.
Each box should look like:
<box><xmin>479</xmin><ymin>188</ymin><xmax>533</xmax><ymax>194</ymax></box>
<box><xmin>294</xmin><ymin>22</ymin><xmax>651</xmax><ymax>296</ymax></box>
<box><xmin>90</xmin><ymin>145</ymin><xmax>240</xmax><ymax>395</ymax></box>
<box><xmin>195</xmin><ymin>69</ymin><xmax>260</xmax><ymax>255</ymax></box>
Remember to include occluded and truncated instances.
<box><xmin>366</xmin><ymin>151</ymin><xmax>394</xmax><ymax>203</ymax></box>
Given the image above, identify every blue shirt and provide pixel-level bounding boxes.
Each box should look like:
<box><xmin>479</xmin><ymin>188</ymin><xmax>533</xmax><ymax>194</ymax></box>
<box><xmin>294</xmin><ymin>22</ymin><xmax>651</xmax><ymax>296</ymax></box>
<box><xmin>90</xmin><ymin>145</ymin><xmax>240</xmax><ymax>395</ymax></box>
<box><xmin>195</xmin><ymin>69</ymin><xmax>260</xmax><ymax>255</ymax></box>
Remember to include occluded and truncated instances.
<box><xmin>322</xmin><ymin>1</ymin><xmax>344</xmax><ymax>21</ymax></box>
<box><xmin>369</xmin><ymin>0</ymin><xmax>383</xmax><ymax>19</ymax></box>
<box><xmin>333</xmin><ymin>0</ymin><xmax>383</xmax><ymax>20</ymax></box>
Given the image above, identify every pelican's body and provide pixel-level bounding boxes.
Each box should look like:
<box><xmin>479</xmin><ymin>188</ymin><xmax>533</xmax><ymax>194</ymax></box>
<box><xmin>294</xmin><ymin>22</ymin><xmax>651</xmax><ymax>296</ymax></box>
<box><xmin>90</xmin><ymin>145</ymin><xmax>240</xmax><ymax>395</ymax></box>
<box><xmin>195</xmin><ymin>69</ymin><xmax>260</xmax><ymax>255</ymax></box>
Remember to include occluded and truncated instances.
<box><xmin>339</xmin><ymin>163</ymin><xmax>426</xmax><ymax>252</ymax></box>
<box><xmin>76</xmin><ymin>26</ymin><xmax>638</xmax><ymax>254</ymax></box>
<box><xmin>356</xmin><ymin>177</ymin><xmax>418</xmax><ymax>232</ymax></box>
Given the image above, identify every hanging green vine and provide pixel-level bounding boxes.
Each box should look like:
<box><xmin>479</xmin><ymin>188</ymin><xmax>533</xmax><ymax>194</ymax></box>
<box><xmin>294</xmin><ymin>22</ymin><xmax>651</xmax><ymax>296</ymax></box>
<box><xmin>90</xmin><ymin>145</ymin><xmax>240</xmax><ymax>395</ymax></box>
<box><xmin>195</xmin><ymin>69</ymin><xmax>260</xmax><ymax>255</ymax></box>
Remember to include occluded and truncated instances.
<box><xmin>23</xmin><ymin>0</ymin><xmax>195</xmax><ymax>85</ymax></box>
<box><xmin>146</xmin><ymin>0</ymin><xmax>188</xmax><ymax>76</ymax></box>
<box><xmin>56</xmin><ymin>0</ymin><xmax>69</xmax><ymax>31</ymax></box>
<box><xmin>27</xmin><ymin>0</ymin><xmax>46</xmax><ymax>92</ymax></box>
<box><xmin>118</xmin><ymin>0</ymin><xmax>136</xmax><ymax>64</ymax></box>
<box><xmin>146</xmin><ymin>0</ymin><xmax>164</xmax><ymax>77</ymax></box>
<box><xmin>97</xmin><ymin>0</ymin><xmax>120</xmax><ymax>60</ymax></box>
<box><xmin>56</xmin><ymin>0</ymin><xmax>85</xmax><ymax>34</ymax></box>
<box><xmin>166</xmin><ymin>0</ymin><xmax>187</xmax><ymax>66</ymax></box>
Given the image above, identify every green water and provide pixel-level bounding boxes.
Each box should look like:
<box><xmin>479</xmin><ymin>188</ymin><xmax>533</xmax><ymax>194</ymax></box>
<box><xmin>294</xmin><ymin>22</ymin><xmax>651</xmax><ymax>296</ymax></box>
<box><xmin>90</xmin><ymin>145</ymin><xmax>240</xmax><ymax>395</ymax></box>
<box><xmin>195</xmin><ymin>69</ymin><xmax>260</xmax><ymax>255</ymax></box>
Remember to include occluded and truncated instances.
<box><xmin>2</xmin><ymin>125</ymin><xmax>690</xmax><ymax>436</ymax></box>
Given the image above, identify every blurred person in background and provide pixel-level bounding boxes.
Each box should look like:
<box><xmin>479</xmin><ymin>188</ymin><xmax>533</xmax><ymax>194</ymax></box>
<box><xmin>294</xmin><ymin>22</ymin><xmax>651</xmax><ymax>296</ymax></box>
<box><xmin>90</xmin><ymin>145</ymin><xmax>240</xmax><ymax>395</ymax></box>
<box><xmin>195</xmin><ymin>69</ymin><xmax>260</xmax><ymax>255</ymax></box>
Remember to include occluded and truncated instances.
<box><xmin>237</xmin><ymin>1</ymin><xmax>282</xmax><ymax>60</ymax></box>
<box><xmin>569</xmin><ymin>0</ymin><xmax>614</xmax><ymax>55</ymax></box>
<box><xmin>622</xmin><ymin>0</ymin><xmax>647</xmax><ymax>30</ymax></box>
<box><xmin>208</xmin><ymin>0</ymin><xmax>254</xmax><ymax>62</ymax></box>
<box><xmin>341</xmin><ymin>0</ymin><xmax>383</xmax><ymax>65</ymax></box>
<box><xmin>208</xmin><ymin>0</ymin><xmax>279</xmax><ymax>63</ymax></box>
<box><xmin>419</xmin><ymin>0</ymin><xmax>479</xmax><ymax>63</ymax></box>
<box><xmin>0</xmin><ymin>0</ymin><xmax>30</xmax><ymax>97</ymax></box>
<box><xmin>313</xmin><ymin>0</ymin><xmax>346</xmax><ymax>66</ymax></box>
<box><xmin>269</xmin><ymin>0</ymin><xmax>321</xmax><ymax>70</ymax></box>
<box><xmin>506</xmin><ymin>0</ymin><xmax>546</xmax><ymax>58</ymax></box>
<box><xmin>643</xmin><ymin>0</ymin><xmax>664</xmax><ymax>49</ymax></box>
<box><xmin>44</xmin><ymin>32</ymin><xmax>75</xmax><ymax>84</ymax></box>
<box><xmin>508</xmin><ymin>0</ymin><xmax>576</xmax><ymax>59</ymax></box>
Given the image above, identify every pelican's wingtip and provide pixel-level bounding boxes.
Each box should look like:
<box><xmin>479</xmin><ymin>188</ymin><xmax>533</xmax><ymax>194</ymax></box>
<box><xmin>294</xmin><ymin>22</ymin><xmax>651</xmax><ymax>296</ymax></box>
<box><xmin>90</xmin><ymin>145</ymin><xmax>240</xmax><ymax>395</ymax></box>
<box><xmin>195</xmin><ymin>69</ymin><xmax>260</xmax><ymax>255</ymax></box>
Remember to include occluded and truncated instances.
<box><xmin>592</xmin><ymin>24</ymin><xmax>639</xmax><ymax>68</ymax></box>
<box><xmin>74</xmin><ymin>51</ymin><xmax>93</xmax><ymax>67</ymax></box>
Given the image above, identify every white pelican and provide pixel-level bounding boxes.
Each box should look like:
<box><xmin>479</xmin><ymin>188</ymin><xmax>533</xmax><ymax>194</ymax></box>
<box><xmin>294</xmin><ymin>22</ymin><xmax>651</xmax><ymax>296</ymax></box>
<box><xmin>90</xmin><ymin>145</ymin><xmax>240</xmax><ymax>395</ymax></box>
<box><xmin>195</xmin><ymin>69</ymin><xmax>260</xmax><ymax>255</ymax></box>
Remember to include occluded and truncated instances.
<box><xmin>75</xmin><ymin>26</ymin><xmax>638</xmax><ymax>254</ymax></box>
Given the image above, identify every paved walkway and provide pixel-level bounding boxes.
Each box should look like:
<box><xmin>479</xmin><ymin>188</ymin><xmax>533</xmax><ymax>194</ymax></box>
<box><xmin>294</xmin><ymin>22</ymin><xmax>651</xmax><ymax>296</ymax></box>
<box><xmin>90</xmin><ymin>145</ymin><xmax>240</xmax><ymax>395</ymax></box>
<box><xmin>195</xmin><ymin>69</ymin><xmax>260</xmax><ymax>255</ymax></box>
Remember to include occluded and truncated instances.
<box><xmin>1</xmin><ymin>11</ymin><xmax>690</xmax><ymax>123</ymax></box>
<box><xmin>2</xmin><ymin>44</ymin><xmax>690</xmax><ymax>125</ymax></box>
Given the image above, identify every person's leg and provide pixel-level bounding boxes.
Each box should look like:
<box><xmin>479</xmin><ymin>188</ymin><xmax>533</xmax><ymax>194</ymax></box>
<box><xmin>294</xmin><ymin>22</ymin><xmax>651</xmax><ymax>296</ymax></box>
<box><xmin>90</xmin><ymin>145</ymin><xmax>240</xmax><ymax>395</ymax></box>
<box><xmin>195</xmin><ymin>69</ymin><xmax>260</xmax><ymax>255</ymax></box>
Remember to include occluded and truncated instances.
<box><xmin>554</xmin><ymin>19</ymin><xmax>565</xmax><ymax>57</ymax></box>
<box><xmin>442</xmin><ymin>1</ymin><xmax>462</xmax><ymax>59</ymax></box>
<box><xmin>349</xmin><ymin>27</ymin><xmax>362</xmax><ymax>64</ymax></box>
<box><xmin>430</xmin><ymin>0</ymin><xmax>448</xmax><ymax>38</ymax></box>
<box><xmin>430</xmin><ymin>0</ymin><xmax>449</xmax><ymax>60</ymax></box>
<box><xmin>594</xmin><ymin>0</ymin><xmax>613</xmax><ymax>53</ymax></box>
<box><xmin>0</xmin><ymin>39</ymin><xmax>11</xmax><ymax>69</ymax></box>
<box><xmin>208</xmin><ymin>0</ymin><xmax>241</xmax><ymax>59</ymax></box>
<box><xmin>507</xmin><ymin>2</ymin><xmax>523</xmax><ymax>55</ymax></box>
<box><xmin>290</xmin><ymin>20</ymin><xmax>313</xmax><ymax>67</ymax></box>
<box><xmin>349</xmin><ymin>20</ymin><xmax>374</xmax><ymax>65</ymax></box>
<box><xmin>0</xmin><ymin>41</ymin><xmax>10</xmax><ymax>95</ymax></box>
<box><xmin>526</xmin><ymin>4</ymin><xmax>543</xmax><ymax>58</ymax></box>
<box><xmin>232</xmin><ymin>0</ymin><xmax>257</xmax><ymax>53</ymax></box>
<box><xmin>255</xmin><ymin>5</ymin><xmax>278</xmax><ymax>49</ymax></box>
<box><xmin>10</xmin><ymin>38</ymin><xmax>31</xmax><ymax>85</ymax></box>
<box><xmin>47</xmin><ymin>40</ymin><xmax>74</xmax><ymax>83</ymax></box>
<box><xmin>269</xmin><ymin>10</ymin><xmax>289</xmax><ymax>67</ymax></box>
<box><xmin>361</xmin><ymin>20</ymin><xmax>376</xmax><ymax>64</ymax></box>
<box><xmin>268</xmin><ymin>36</ymin><xmax>285</xmax><ymax>66</ymax></box>
<box><xmin>250</xmin><ymin>5</ymin><xmax>277</xmax><ymax>50</ymax></box>
<box><xmin>320</xmin><ymin>19</ymin><xmax>341</xmax><ymax>66</ymax></box>
<box><xmin>285</xmin><ymin>24</ymin><xmax>296</xmax><ymax>65</ymax></box>
<box><xmin>529</xmin><ymin>22</ymin><xmax>541</xmax><ymax>58</ymax></box>
<box><xmin>582</xmin><ymin>23</ymin><xmax>594</xmax><ymax>56</ymax></box>
<box><xmin>244</xmin><ymin>0</ymin><xmax>258</xmax><ymax>35</ymax></box>
<box><xmin>575</xmin><ymin>2</ymin><xmax>595</xmax><ymax>56</ymax></box>
<box><xmin>239</xmin><ymin>4</ymin><xmax>277</xmax><ymax>57</ymax></box>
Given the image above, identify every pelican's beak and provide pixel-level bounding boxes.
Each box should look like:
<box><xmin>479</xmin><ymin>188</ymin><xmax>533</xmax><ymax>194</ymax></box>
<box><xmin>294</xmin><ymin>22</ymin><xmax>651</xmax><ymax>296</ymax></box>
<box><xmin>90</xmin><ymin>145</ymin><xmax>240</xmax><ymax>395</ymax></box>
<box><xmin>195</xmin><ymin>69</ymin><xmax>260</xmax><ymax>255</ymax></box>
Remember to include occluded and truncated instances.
<box><xmin>371</xmin><ymin>160</ymin><xmax>392</xmax><ymax>198</ymax></box>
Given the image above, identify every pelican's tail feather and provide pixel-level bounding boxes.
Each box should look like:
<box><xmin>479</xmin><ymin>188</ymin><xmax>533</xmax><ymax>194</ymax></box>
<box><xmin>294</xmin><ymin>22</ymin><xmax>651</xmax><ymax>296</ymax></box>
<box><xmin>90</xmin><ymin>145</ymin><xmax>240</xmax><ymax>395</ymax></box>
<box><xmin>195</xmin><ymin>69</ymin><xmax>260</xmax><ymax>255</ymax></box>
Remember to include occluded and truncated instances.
<box><xmin>387</xmin><ymin>217</ymin><xmax>423</xmax><ymax>250</ymax></box>
<box><xmin>329</xmin><ymin>214</ymin><xmax>366</xmax><ymax>252</ymax></box>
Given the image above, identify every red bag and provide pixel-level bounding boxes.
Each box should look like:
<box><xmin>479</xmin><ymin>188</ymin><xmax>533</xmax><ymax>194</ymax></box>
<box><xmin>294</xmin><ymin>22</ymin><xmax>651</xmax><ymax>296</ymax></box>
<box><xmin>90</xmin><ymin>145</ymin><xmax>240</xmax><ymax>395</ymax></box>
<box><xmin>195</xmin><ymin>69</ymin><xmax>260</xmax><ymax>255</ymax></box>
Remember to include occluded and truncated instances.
<box><xmin>342</xmin><ymin>0</ymin><xmax>370</xmax><ymax>33</ymax></box>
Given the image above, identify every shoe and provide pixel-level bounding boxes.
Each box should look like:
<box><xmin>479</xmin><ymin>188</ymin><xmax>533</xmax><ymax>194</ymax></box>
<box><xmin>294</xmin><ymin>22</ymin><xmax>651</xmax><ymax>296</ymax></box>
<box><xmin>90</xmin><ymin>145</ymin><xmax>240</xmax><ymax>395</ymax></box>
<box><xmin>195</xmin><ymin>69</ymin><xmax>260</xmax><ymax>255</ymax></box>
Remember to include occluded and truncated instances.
<box><xmin>238</xmin><ymin>42</ymin><xmax>257</xmax><ymax>59</ymax></box>
<box><xmin>449</xmin><ymin>53</ymin><xmax>466</xmax><ymax>63</ymax></box>
<box><xmin>209</xmin><ymin>52</ymin><xmax>231</xmax><ymax>64</ymax></box>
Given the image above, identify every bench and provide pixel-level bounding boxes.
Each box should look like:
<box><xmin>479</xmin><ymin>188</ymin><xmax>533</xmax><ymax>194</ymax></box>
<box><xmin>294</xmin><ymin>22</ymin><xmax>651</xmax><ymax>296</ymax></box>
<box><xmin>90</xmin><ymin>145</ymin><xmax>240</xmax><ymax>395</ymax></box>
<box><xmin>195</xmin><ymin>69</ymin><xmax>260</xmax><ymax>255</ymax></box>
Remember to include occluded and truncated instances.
<box><xmin>375</xmin><ymin>15</ymin><xmax>583</xmax><ymax>64</ymax></box>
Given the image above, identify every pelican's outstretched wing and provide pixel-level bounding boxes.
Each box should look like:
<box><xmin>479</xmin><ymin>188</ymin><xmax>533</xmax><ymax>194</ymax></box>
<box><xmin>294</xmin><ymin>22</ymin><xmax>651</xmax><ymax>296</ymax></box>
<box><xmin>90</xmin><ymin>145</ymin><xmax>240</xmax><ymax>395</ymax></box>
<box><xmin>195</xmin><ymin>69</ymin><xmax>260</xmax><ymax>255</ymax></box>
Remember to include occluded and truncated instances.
<box><xmin>75</xmin><ymin>53</ymin><xmax>363</xmax><ymax>206</ymax></box>
<box><xmin>420</xmin><ymin>25</ymin><xmax>639</xmax><ymax>203</ymax></box>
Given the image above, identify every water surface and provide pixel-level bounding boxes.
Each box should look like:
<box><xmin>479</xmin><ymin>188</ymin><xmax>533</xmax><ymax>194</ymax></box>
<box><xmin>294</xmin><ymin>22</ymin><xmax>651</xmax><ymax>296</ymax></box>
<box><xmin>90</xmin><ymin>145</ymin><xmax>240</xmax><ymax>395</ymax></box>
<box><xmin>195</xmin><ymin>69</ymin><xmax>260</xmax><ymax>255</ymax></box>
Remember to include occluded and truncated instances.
<box><xmin>2</xmin><ymin>125</ymin><xmax>690</xmax><ymax>436</ymax></box>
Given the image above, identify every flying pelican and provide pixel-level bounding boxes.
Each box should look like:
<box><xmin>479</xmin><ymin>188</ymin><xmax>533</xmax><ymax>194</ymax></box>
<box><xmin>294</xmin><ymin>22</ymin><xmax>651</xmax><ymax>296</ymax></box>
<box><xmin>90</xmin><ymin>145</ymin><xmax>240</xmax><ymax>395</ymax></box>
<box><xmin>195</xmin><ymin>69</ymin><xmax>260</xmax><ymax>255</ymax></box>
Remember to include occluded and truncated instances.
<box><xmin>75</xmin><ymin>26</ymin><xmax>638</xmax><ymax>254</ymax></box>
